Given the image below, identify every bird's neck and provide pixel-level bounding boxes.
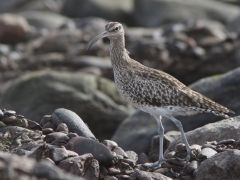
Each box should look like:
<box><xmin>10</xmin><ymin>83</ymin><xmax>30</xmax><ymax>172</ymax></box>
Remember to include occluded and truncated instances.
<box><xmin>109</xmin><ymin>36</ymin><xmax>130</xmax><ymax>70</ymax></box>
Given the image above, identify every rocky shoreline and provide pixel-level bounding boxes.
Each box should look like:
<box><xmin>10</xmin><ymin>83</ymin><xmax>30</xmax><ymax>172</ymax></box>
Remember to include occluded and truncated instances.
<box><xmin>0</xmin><ymin>108</ymin><xmax>240</xmax><ymax>180</ymax></box>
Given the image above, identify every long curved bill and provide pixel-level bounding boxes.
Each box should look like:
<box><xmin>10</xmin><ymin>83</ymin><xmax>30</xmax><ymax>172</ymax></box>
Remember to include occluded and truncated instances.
<box><xmin>86</xmin><ymin>30</ymin><xmax>108</xmax><ymax>51</ymax></box>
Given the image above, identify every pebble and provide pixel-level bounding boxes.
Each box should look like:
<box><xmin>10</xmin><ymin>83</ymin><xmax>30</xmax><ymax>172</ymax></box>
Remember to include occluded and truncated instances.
<box><xmin>103</xmin><ymin>176</ymin><xmax>118</xmax><ymax>180</ymax></box>
<box><xmin>51</xmin><ymin>135</ymin><xmax>70</xmax><ymax>146</ymax></box>
<box><xmin>185</xmin><ymin>160</ymin><xmax>198</xmax><ymax>175</ymax></box>
<box><xmin>40</xmin><ymin>115</ymin><xmax>52</xmax><ymax>127</ymax></box>
<box><xmin>3</xmin><ymin>110</ymin><xmax>16</xmax><ymax>116</ymax></box>
<box><xmin>44</xmin><ymin>132</ymin><xmax>68</xmax><ymax>143</ymax></box>
<box><xmin>202</xmin><ymin>144</ymin><xmax>216</xmax><ymax>150</ymax></box>
<box><xmin>125</xmin><ymin>151</ymin><xmax>138</xmax><ymax>163</ymax></box>
<box><xmin>197</xmin><ymin>148</ymin><xmax>217</xmax><ymax>161</ymax></box>
<box><xmin>52</xmin><ymin>108</ymin><xmax>96</xmax><ymax>139</ymax></box>
<box><xmin>2</xmin><ymin>115</ymin><xmax>17</xmax><ymax>123</ymax></box>
<box><xmin>112</xmin><ymin>146</ymin><xmax>128</xmax><ymax>158</ymax></box>
<box><xmin>49</xmin><ymin>147</ymin><xmax>68</xmax><ymax>163</ymax></box>
<box><xmin>58</xmin><ymin>154</ymin><xmax>93</xmax><ymax>176</ymax></box>
<box><xmin>102</xmin><ymin>140</ymin><xmax>118</xmax><ymax>150</ymax></box>
<box><xmin>217</xmin><ymin>139</ymin><xmax>235</xmax><ymax>145</ymax></box>
<box><xmin>108</xmin><ymin>167</ymin><xmax>121</xmax><ymax>175</ymax></box>
<box><xmin>175</xmin><ymin>143</ymin><xmax>186</xmax><ymax>151</ymax></box>
<box><xmin>42</xmin><ymin>122</ymin><xmax>54</xmax><ymax>129</ymax></box>
<box><xmin>56</xmin><ymin>123</ymin><xmax>69</xmax><ymax>134</ymax></box>
<box><xmin>0</xmin><ymin>109</ymin><xmax>3</xmax><ymax>120</ymax></box>
<box><xmin>64</xmin><ymin>136</ymin><xmax>114</xmax><ymax>166</ymax></box>
<box><xmin>138</xmin><ymin>152</ymin><xmax>150</xmax><ymax>164</ymax></box>
<box><xmin>42</xmin><ymin>128</ymin><xmax>54</xmax><ymax>135</ymax></box>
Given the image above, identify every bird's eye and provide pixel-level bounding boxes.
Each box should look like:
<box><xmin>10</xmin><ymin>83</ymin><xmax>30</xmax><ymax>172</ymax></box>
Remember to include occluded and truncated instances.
<box><xmin>114</xmin><ymin>27</ymin><xmax>119</xmax><ymax>31</ymax></box>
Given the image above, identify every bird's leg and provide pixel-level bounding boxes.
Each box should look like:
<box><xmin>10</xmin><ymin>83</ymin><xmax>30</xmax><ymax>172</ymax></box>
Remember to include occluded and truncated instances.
<box><xmin>168</xmin><ymin>116</ymin><xmax>196</xmax><ymax>167</ymax></box>
<box><xmin>143</xmin><ymin>116</ymin><xmax>166</xmax><ymax>169</ymax></box>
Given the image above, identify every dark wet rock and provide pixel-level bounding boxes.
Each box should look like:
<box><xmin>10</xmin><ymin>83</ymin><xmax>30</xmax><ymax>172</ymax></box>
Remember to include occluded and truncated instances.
<box><xmin>42</xmin><ymin>128</ymin><xmax>54</xmax><ymax>135</ymax></box>
<box><xmin>0</xmin><ymin>13</ymin><xmax>32</xmax><ymax>44</ymax></box>
<box><xmin>58</xmin><ymin>153</ymin><xmax>93</xmax><ymax>176</ymax></box>
<box><xmin>44</xmin><ymin>132</ymin><xmax>68</xmax><ymax>143</ymax></box>
<box><xmin>196</xmin><ymin>149</ymin><xmax>240</xmax><ymax>180</ymax></box>
<box><xmin>130</xmin><ymin>169</ymin><xmax>172</xmax><ymax>180</ymax></box>
<box><xmin>56</xmin><ymin>123</ymin><xmax>69</xmax><ymax>134</ymax></box>
<box><xmin>65</xmin><ymin>136</ymin><xmax>114</xmax><ymax>166</ymax></box>
<box><xmin>52</xmin><ymin>108</ymin><xmax>95</xmax><ymax>139</ymax></box>
<box><xmin>2</xmin><ymin>114</ymin><xmax>17</xmax><ymax>123</ymax></box>
<box><xmin>108</xmin><ymin>167</ymin><xmax>121</xmax><ymax>175</ymax></box>
<box><xmin>49</xmin><ymin>147</ymin><xmax>68</xmax><ymax>163</ymax></box>
<box><xmin>133</xmin><ymin>0</ymin><xmax>240</xmax><ymax>27</ymax></box>
<box><xmin>102</xmin><ymin>140</ymin><xmax>118</xmax><ymax>150</ymax></box>
<box><xmin>83</xmin><ymin>159</ymin><xmax>100</xmax><ymax>180</ymax></box>
<box><xmin>0</xmin><ymin>70</ymin><xmax>134</xmax><ymax>140</ymax></box>
<box><xmin>165</xmin><ymin>117</ymin><xmax>240</xmax><ymax>155</ymax></box>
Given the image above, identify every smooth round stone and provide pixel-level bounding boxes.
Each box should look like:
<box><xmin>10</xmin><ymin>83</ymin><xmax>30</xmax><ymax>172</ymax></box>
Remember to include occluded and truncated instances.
<box><xmin>164</xmin><ymin>151</ymin><xmax>176</xmax><ymax>159</ymax></box>
<box><xmin>138</xmin><ymin>152</ymin><xmax>150</xmax><ymax>164</ymax></box>
<box><xmin>42</xmin><ymin>122</ymin><xmax>54</xmax><ymax>129</ymax></box>
<box><xmin>175</xmin><ymin>143</ymin><xmax>186</xmax><ymax>151</ymax></box>
<box><xmin>125</xmin><ymin>151</ymin><xmax>138</xmax><ymax>163</ymax></box>
<box><xmin>44</xmin><ymin>132</ymin><xmax>68</xmax><ymax>143</ymax></box>
<box><xmin>52</xmin><ymin>108</ymin><xmax>95</xmax><ymax>139</ymax></box>
<box><xmin>42</xmin><ymin>128</ymin><xmax>54</xmax><ymax>135</ymax></box>
<box><xmin>56</xmin><ymin>123</ymin><xmax>69</xmax><ymax>134</ymax></box>
<box><xmin>64</xmin><ymin>136</ymin><xmax>114</xmax><ymax>166</ymax></box>
<box><xmin>3</xmin><ymin>110</ymin><xmax>16</xmax><ymax>116</ymax></box>
<box><xmin>2</xmin><ymin>115</ymin><xmax>17</xmax><ymax>123</ymax></box>
<box><xmin>51</xmin><ymin>135</ymin><xmax>70</xmax><ymax>146</ymax></box>
<box><xmin>0</xmin><ymin>109</ymin><xmax>3</xmax><ymax>120</ymax></box>
<box><xmin>40</xmin><ymin>115</ymin><xmax>52</xmax><ymax>127</ymax></box>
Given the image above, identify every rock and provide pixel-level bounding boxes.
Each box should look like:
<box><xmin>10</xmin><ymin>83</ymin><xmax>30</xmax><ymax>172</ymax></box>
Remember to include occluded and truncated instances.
<box><xmin>44</xmin><ymin>132</ymin><xmax>68</xmax><ymax>143</ymax></box>
<box><xmin>0</xmin><ymin>13</ymin><xmax>31</xmax><ymax>44</ymax></box>
<box><xmin>56</xmin><ymin>123</ymin><xmax>69</xmax><ymax>133</ymax></box>
<box><xmin>196</xmin><ymin>150</ymin><xmax>240</xmax><ymax>180</ymax></box>
<box><xmin>130</xmin><ymin>169</ymin><xmax>172</xmax><ymax>180</ymax></box>
<box><xmin>165</xmin><ymin>116</ymin><xmax>240</xmax><ymax>155</ymax></box>
<box><xmin>83</xmin><ymin>159</ymin><xmax>100</xmax><ymax>180</ymax></box>
<box><xmin>0</xmin><ymin>151</ymin><xmax>82</xmax><ymax>180</ymax></box>
<box><xmin>19</xmin><ymin>11</ymin><xmax>74</xmax><ymax>30</ymax></box>
<box><xmin>0</xmin><ymin>70</ymin><xmax>134</xmax><ymax>140</ymax></box>
<box><xmin>112</xmin><ymin>67</ymin><xmax>240</xmax><ymax>154</ymax></box>
<box><xmin>102</xmin><ymin>140</ymin><xmax>118</xmax><ymax>151</ymax></box>
<box><xmin>34</xmin><ymin>160</ymin><xmax>84</xmax><ymax>180</ymax></box>
<box><xmin>197</xmin><ymin>148</ymin><xmax>217</xmax><ymax>161</ymax></box>
<box><xmin>65</xmin><ymin>136</ymin><xmax>114</xmax><ymax>166</ymax></box>
<box><xmin>58</xmin><ymin>153</ymin><xmax>93</xmax><ymax>176</ymax></box>
<box><xmin>185</xmin><ymin>160</ymin><xmax>199</xmax><ymax>175</ymax></box>
<box><xmin>52</xmin><ymin>108</ymin><xmax>95</xmax><ymax>139</ymax></box>
<box><xmin>49</xmin><ymin>147</ymin><xmax>68</xmax><ymax>163</ymax></box>
<box><xmin>133</xmin><ymin>0</ymin><xmax>240</xmax><ymax>27</ymax></box>
<box><xmin>42</xmin><ymin>128</ymin><xmax>54</xmax><ymax>135</ymax></box>
<box><xmin>61</xmin><ymin>0</ymin><xmax>133</xmax><ymax>24</ymax></box>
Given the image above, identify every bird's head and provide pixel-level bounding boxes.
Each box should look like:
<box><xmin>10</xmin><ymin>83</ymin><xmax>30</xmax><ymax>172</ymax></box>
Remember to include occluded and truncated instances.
<box><xmin>87</xmin><ymin>22</ymin><xmax>124</xmax><ymax>51</ymax></box>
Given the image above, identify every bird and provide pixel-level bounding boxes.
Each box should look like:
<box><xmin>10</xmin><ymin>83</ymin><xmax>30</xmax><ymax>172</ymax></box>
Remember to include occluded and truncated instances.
<box><xmin>87</xmin><ymin>22</ymin><xmax>234</xmax><ymax>169</ymax></box>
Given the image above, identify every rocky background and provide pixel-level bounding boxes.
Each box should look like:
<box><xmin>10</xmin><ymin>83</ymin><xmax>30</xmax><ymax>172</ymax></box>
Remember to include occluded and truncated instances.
<box><xmin>0</xmin><ymin>0</ymin><xmax>240</xmax><ymax>180</ymax></box>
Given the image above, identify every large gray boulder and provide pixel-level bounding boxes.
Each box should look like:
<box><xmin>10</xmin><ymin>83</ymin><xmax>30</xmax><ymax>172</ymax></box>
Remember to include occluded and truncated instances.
<box><xmin>133</xmin><ymin>0</ymin><xmax>240</xmax><ymax>27</ymax></box>
<box><xmin>112</xmin><ymin>67</ymin><xmax>240</xmax><ymax>154</ymax></box>
<box><xmin>0</xmin><ymin>70</ymin><xmax>134</xmax><ymax>140</ymax></box>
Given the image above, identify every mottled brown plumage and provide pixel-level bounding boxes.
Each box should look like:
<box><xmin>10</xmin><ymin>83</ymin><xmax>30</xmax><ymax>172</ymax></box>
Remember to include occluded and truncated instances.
<box><xmin>87</xmin><ymin>22</ymin><xmax>234</xmax><ymax>169</ymax></box>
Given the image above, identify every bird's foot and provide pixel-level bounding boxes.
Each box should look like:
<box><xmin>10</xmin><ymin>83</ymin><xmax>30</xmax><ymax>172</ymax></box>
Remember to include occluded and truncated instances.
<box><xmin>142</xmin><ymin>158</ymin><xmax>166</xmax><ymax>170</ymax></box>
<box><xmin>176</xmin><ymin>148</ymin><xmax>197</xmax><ymax>168</ymax></box>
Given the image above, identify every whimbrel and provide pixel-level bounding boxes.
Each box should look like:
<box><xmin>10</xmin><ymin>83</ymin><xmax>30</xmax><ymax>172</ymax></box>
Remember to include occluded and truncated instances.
<box><xmin>87</xmin><ymin>22</ymin><xmax>234</xmax><ymax>169</ymax></box>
